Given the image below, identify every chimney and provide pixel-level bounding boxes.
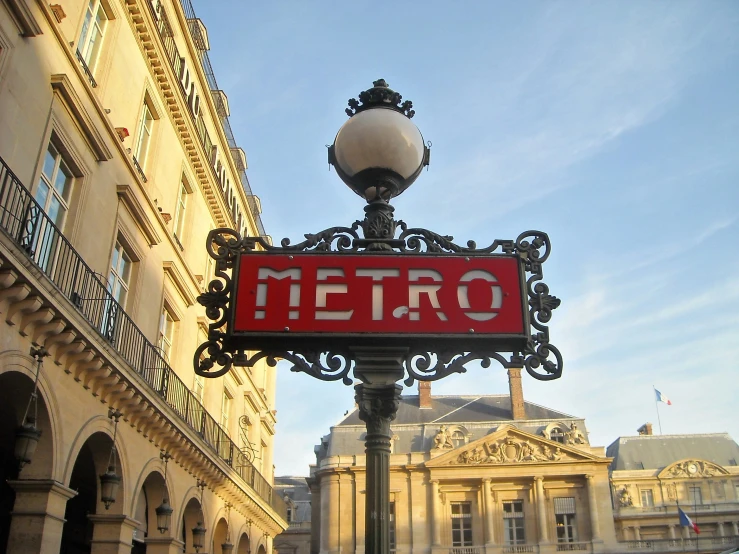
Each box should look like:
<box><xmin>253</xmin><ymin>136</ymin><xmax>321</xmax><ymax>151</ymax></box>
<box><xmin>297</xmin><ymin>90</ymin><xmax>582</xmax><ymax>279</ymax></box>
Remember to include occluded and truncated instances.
<box><xmin>419</xmin><ymin>381</ymin><xmax>432</xmax><ymax>409</ymax></box>
<box><xmin>508</xmin><ymin>367</ymin><xmax>526</xmax><ymax>420</ymax></box>
<box><xmin>637</xmin><ymin>423</ymin><xmax>653</xmax><ymax>436</ymax></box>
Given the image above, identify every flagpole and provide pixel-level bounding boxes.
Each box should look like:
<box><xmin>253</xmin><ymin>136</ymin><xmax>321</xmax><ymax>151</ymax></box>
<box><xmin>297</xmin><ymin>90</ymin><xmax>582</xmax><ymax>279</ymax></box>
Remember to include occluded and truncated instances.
<box><xmin>694</xmin><ymin>490</ymin><xmax>699</xmax><ymax>554</ymax></box>
<box><xmin>653</xmin><ymin>386</ymin><xmax>663</xmax><ymax>434</ymax></box>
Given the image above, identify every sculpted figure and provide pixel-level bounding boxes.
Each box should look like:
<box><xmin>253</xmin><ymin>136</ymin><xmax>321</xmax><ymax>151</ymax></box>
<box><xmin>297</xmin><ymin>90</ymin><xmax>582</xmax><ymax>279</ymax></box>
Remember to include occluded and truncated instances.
<box><xmin>433</xmin><ymin>425</ymin><xmax>454</xmax><ymax>450</ymax></box>
<box><xmin>566</xmin><ymin>422</ymin><xmax>587</xmax><ymax>445</ymax></box>
<box><xmin>618</xmin><ymin>488</ymin><xmax>633</xmax><ymax>507</ymax></box>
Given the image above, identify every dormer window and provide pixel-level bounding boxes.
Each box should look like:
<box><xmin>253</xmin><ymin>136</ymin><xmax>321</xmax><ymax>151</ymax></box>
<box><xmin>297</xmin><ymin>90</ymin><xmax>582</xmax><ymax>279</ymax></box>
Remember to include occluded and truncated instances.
<box><xmin>550</xmin><ymin>427</ymin><xmax>565</xmax><ymax>444</ymax></box>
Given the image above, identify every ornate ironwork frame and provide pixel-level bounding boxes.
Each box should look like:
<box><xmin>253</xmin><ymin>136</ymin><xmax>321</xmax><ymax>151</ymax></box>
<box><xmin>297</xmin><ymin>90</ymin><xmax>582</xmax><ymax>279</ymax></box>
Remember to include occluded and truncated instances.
<box><xmin>194</xmin><ymin>215</ymin><xmax>562</xmax><ymax>386</ymax></box>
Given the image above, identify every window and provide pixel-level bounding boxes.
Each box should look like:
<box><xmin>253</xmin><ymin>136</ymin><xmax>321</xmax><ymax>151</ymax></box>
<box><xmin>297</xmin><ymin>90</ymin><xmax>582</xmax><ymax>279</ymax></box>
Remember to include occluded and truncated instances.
<box><xmin>192</xmin><ymin>372</ymin><xmax>204</xmax><ymax>402</ymax></box>
<box><xmin>503</xmin><ymin>500</ymin><xmax>525</xmax><ymax>545</ymax></box>
<box><xmin>550</xmin><ymin>427</ymin><xmax>565</xmax><ymax>444</ymax></box>
<box><xmin>389</xmin><ymin>501</ymin><xmax>396</xmax><ymax>552</ymax></box>
<box><xmin>688</xmin><ymin>486</ymin><xmax>702</xmax><ymax>506</ymax></box>
<box><xmin>220</xmin><ymin>389</ymin><xmax>232</xmax><ymax>431</ymax></box>
<box><xmin>554</xmin><ymin>497</ymin><xmax>577</xmax><ymax>543</ymax></box>
<box><xmin>108</xmin><ymin>241</ymin><xmax>132</xmax><ymax>308</ymax></box>
<box><xmin>36</xmin><ymin>142</ymin><xmax>73</xmax><ymax>230</ymax></box>
<box><xmin>157</xmin><ymin>306</ymin><xmax>175</xmax><ymax>361</ymax></box>
<box><xmin>173</xmin><ymin>179</ymin><xmax>189</xmax><ymax>245</ymax></box>
<box><xmin>641</xmin><ymin>489</ymin><xmax>654</xmax><ymax>507</ymax></box>
<box><xmin>286</xmin><ymin>507</ymin><xmax>292</xmax><ymax>523</ymax></box>
<box><xmin>77</xmin><ymin>0</ymin><xmax>109</xmax><ymax>73</ymax></box>
<box><xmin>133</xmin><ymin>100</ymin><xmax>155</xmax><ymax>172</ymax></box>
<box><xmin>451</xmin><ymin>502</ymin><xmax>472</xmax><ymax>547</ymax></box>
<box><xmin>451</xmin><ymin>430</ymin><xmax>466</xmax><ymax>448</ymax></box>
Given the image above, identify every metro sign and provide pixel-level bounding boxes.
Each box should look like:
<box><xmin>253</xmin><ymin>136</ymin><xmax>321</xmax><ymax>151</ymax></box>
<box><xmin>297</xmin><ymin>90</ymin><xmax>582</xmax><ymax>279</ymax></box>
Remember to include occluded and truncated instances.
<box><xmin>231</xmin><ymin>253</ymin><xmax>528</xmax><ymax>351</ymax></box>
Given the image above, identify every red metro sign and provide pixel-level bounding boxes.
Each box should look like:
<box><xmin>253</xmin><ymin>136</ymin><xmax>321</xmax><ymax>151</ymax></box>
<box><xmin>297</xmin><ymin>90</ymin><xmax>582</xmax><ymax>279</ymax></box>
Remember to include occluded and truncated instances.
<box><xmin>232</xmin><ymin>253</ymin><xmax>527</xmax><ymax>350</ymax></box>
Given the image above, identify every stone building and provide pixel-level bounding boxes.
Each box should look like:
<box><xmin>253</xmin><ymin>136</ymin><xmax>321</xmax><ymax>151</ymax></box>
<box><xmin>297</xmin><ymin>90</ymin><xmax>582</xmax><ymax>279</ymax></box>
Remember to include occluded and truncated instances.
<box><xmin>0</xmin><ymin>0</ymin><xmax>286</xmax><ymax>552</ymax></box>
<box><xmin>608</xmin><ymin>425</ymin><xmax>739</xmax><ymax>553</ymax></box>
<box><xmin>274</xmin><ymin>477</ymin><xmax>312</xmax><ymax>554</ymax></box>
<box><xmin>310</xmin><ymin>370</ymin><xmax>618</xmax><ymax>554</ymax></box>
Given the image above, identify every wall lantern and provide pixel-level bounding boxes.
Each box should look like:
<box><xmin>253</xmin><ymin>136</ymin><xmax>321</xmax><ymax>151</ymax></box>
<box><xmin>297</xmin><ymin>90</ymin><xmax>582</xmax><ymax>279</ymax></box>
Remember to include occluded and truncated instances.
<box><xmin>14</xmin><ymin>346</ymin><xmax>48</xmax><ymax>470</ymax></box>
<box><xmin>192</xmin><ymin>479</ymin><xmax>207</xmax><ymax>552</ymax></box>
<box><xmin>221</xmin><ymin>502</ymin><xmax>234</xmax><ymax>554</ymax></box>
<box><xmin>192</xmin><ymin>521</ymin><xmax>206</xmax><ymax>552</ymax></box>
<box><xmin>155</xmin><ymin>450</ymin><xmax>174</xmax><ymax>533</ymax></box>
<box><xmin>99</xmin><ymin>408</ymin><xmax>122</xmax><ymax>509</ymax></box>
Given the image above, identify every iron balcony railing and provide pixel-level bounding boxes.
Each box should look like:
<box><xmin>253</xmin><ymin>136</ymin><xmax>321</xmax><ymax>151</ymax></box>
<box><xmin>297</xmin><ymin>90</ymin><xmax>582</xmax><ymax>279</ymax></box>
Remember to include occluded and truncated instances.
<box><xmin>0</xmin><ymin>155</ymin><xmax>285</xmax><ymax>519</ymax></box>
<box><xmin>148</xmin><ymin>0</ymin><xmax>266</xmax><ymax>238</ymax></box>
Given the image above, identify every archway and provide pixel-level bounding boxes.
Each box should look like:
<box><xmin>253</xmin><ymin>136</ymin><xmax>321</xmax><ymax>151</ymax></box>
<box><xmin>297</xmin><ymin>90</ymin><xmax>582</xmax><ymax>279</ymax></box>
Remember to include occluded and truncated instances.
<box><xmin>0</xmin><ymin>370</ymin><xmax>54</xmax><ymax>552</ymax></box>
<box><xmin>212</xmin><ymin>517</ymin><xmax>229</xmax><ymax>553</ymax></box>
<box><xmin>236</xmin><ymin>531</ymin><xmax>250</xmax><ymax>554</ymax></box>
<box><xmin>133</xmin><ymin>469</ymin><xmax>171</xmax><ymax>553</ymax></box>
<box><xmin>180</xmin><ymin>496</ymin><xmax>206</xmax><ymax>553</ymax></box>
<box><xmin>60</xmin><ymin>431</ymin><xmax>122</xmax><ymax>553</ymax></box>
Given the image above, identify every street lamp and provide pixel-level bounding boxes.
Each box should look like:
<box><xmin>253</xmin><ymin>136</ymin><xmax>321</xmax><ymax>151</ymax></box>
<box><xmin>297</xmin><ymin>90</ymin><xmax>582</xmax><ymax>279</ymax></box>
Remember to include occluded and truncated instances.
<box><xmin>14</xmin><ymin>346</ymin><xmax>48</xmax><ymax>470</ymax></box>
<box><xmin>155</xmin><ymin>451</ymin><xmax>173</xmax><ymax>533</ymax></box>
<box><xmin>192</xmin><ymin>479</ymin><xmax>207</xmax><ymax>553</ymax></box>
<box><xmin>195</xmin><ymin>79</ymin><xmax>563</xmax><ymax>554</ymax></box>
<box><xmin>221</xmin><ymin>502</ymin><xmax>234</xmax><ymax>554</ymax></box>
<box><xmin>100</xmin><ymin>408</ymin><xmax>122</xmax><ymax>510</ymax></box>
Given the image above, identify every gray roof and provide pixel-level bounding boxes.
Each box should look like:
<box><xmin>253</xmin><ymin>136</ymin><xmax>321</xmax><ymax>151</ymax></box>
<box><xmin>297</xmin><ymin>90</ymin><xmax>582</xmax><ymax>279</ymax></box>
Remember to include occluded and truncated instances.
<box><xmin>338</xmin><ymin>394</ymin><xmax>574</xmax><ymax>426</ymax></box>
<box><xmin>606</xmin><ymin>433</ymin><xmax>739</xmax><ymax>471</ymax></box>
<box><xmin>275</xmin><ymin>476</ymin><xmax>312</xmax><ymax>522</ymax></box>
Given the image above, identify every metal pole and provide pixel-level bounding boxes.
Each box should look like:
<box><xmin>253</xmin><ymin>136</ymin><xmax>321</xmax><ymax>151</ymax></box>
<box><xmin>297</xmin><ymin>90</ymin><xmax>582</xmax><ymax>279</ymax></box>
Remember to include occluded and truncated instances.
<box><xmin>352</xmin><ymin>347</ymin><xmax>406</xmax><ymax>554</ymax></box>
<box><xmin>355</xmin><ymin>382</ymin><xmax>402</xmax><ymax>554</ymax></box>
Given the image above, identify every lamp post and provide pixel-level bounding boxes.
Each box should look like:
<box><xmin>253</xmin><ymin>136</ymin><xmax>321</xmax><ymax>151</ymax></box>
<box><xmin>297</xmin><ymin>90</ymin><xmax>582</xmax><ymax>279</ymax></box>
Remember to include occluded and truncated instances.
<box><xmin>100</xmin><ymin>408</ymin><xmax>122</xmax><ymax>510</ymax></box>
<box><xmin>192</xmin><ymin>479</ymin><xmax>207</xmax><ymax>553</ymax></box>
<box><xmin>155</xmin><ymin>450</ymin><xmax>173</xmax><ymax>534</ymax></box>
<box><xmin>195</xmin><ymin>79</ymin><xmax>563</xmax><ymax>554</ymax></box>
<box><xmin>14</xmin><ymin>346</ymin><xmax>48</xmax><ymax>470</ymax></box>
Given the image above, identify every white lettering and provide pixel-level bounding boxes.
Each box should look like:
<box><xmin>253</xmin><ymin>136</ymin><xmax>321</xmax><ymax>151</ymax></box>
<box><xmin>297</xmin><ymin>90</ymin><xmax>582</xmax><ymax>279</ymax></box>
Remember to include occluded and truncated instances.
<box><xmin>315</xmin><ymin>268</ymin><xmax>353</xmax><ymax>321</ymax></box>
<box><xmin>408</xmin><ymin>269</ymin><xmax>448</xmax><ymax>321</ymax></box>
<box><xmin>355</xmin><ymin>269</ymin><xmax>400</xmax><ymax>320</ymax></box>
<box><xmin>457</xmin><ymin>269</ymin><xmax>502</xmax><ymax>322</ymax></box>
<box><xmin>255</xmin><ymin>267</ymin><xmax>301</xmax><ymax>320</ymax></box>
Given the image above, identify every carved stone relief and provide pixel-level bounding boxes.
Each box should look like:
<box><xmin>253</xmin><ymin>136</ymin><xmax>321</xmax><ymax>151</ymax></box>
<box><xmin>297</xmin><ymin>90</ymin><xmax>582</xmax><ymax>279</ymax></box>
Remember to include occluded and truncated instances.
<box><xmin>452</xmin><ymin>436</ymin><xmax>569</xmax><ymax>465</ymax></box>
<box><xmin>666</xmin><ymin>460</ymin><xmax>727</xmax><ymax>478</ymax></box>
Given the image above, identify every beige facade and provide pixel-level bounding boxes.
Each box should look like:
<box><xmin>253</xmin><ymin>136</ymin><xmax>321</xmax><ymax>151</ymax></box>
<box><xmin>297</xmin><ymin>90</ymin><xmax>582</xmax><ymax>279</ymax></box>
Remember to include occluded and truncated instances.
<box><xmin>608</xmin><ymin>428</ymin><xmax>739</xmax><ymax>554</ymax></box>
<box><xmin>310</xmin><ymin>371</ymin><xmax>619</xmax><ymax>554</ymax></box>
<box><xmin>0</xmin><ymin>0</ymin><xmax>285</xmax><ymax>552</ymax></box>
<box><xmin>274</xmin><ymin>477</ymin><xmax>312</xmax><ymax>554</ymax></box>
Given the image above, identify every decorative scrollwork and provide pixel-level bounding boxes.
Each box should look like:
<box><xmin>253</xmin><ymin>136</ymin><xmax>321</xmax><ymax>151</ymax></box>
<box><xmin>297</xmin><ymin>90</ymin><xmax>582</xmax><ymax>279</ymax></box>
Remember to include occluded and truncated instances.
<box><xmin>194</xmin><ymin>218</ymin><xmax>563</xmax><ymax>383</ymax></box>
<box><xmin>345</xmin><ymin>79</ymin><xmax>415</xmax><ymax>119</ymax></box>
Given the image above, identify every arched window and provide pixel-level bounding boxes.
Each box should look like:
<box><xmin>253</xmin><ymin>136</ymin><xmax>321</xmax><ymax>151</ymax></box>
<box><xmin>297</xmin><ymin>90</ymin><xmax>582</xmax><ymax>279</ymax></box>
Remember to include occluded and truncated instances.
<box><xmin>550</xmin><ymin>427</ymin><xmax>565</xmax><ymax>444</ymax></box>
<box><xmin>451</xmin><ymin>430</ymin><xmax>466</xmax><ymax>448</ymax></box>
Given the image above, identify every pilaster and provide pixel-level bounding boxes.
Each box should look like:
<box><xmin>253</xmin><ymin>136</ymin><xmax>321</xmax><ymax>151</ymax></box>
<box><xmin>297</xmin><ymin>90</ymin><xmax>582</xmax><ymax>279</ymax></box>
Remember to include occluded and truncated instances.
<box><xmin>6</xmin><ymin>479</ymin><xmax>77</xmax><ymax>554</ymax></box>
<box><xmin>534</xmin><ymin>476</ymin><xmax>549</xmax><ymax>543</ymax></box>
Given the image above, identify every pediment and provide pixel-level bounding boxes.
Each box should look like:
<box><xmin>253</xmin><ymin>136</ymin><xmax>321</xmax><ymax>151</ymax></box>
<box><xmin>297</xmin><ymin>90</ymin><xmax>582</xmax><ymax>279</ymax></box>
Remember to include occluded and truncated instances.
<box><xmin>658</xmin><ymin>458</ymin><xmax>729</xmax><ymax>479</ymax></box>
<box><xmin>426</xmin><ymin>424</ymin><xmax>600</xmax><ymax>467</ymax></box>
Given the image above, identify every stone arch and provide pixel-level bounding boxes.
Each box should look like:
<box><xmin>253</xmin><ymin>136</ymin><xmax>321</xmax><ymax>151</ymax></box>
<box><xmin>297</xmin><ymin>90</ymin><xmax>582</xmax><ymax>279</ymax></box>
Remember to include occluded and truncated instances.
<box><xmin>0</xmin><ymin>364</ymin><xmax>57</xmax><ymax>552</ymax></box>
<box><xmin>236</xmin><ymin>531</ymin><xmax>251</xmax><ymax>554</ymax></box>
<box><xmin>62</xmin><ymin>413</ymin><xmax>131</xmax><ymax>502</ymax></box>
<box><xmin>658</xmin><ymin>458</ymin><xmax>730</xmax><ymax>479</ymax></box>
<box><xmin>445</xmin><ymin>424</ymin><xmax>471</xmax><ymax>448</ymax></box>
<box><xmin>177</xmin><ymin>489</ymin><xmax>208</xmax><ymax>552</ymax></box>
<box><xmin>212</xmin><ymin>516</ymin><xmax>230</xmax><ymax>552</ymax></box>
<box><xmin>131</xmin><ymin>465</ymin><xmax>172</xmax><ymax>545</ymax></box>
<box><xmin>541</xmin><ymin>422</ymin><xmax>568</xmax><ymax>444</ymax></box>
<box><xmin>0</xmin><ymin>349</ymin><xmax>61</xmax><ymax>479</ymax></box>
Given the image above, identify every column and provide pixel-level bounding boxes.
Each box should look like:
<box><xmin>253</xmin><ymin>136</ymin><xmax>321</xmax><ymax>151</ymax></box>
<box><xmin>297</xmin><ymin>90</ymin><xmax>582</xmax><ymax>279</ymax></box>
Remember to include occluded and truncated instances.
<box><xmin>622</xmin><ymin>526</ymin><xmax>631</xmax><ymax>541</ymax></box>
<box><xmin>6</xmin><ymin>479</ymin><xmax>77</xmax><ymax>554</ymax></box>
<box><xmin>535</xmin><ymin>476</ymin><xmax>549</xmax><ymax>543</ymax></box>
<box><xmin>355</xmin><ymin>382</ymin><xmax>403</xmax><ymax>554</ymax></box>
<box><xmin>717</xmin><ymin>522</ymin><xmax>725</xmax><ymax>537</ymax></box>
<box><xmin>482</xmin><ymin>479</ymin><xmax>495</xmax><ymax>545</ymax></box>
<box><xmin>431</xmin><ymin>480</ymin><xmax>442</xmax><ymax>547</ymax></box>
<box><xmin>88</xmin><ymin>514</ymin><xmax>139</xmax><ymax>554</ymax></box>
<box><xmin>634</xmin><ymin>526</ymin><xmax>641</xmax><ymax>541</ymax></box>
<box><xmin>668</xmin><ymin>525</ymin><xmax>676</xmax><ymax>540</ymax></box>
<box><xmin>732</xmin><ymin>521</ymin><xmax>739</xmax><ymax>536</ymax></box>
<box><xmin>586</xmin><ymin>475</ymin><xmax>601</xmax><ymax>541</ymax></box>
<box><xmin>144</xmin><ymin>537</ymin><xmax>186</xmax><ymax>554</ymax></box>
<box><xmin>320</xmin><ymin>474</ymin><xmax>340</xmax><ymax>554</ymax></box>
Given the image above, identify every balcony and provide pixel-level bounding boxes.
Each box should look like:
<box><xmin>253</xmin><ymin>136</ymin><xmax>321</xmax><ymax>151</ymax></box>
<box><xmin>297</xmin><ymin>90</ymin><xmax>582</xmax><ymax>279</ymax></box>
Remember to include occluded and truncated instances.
<box><xmin>624</xmin><ymin>537</ymin><xmax>738</xmax><ymax>553</ymax></box>
<box><xmin>556</xmin><ymin>543</ymin><xmax>589</xmax><ymax>552</ymax></box>
<box><xmin>0</xmin><ymin>154</ymin><xmax>285</xmax><ymax>519</ymax></box>
<box><xmin>451</xmin><ymin>548</ymin><xmax>484</xmax><ymax>554</ymax></box>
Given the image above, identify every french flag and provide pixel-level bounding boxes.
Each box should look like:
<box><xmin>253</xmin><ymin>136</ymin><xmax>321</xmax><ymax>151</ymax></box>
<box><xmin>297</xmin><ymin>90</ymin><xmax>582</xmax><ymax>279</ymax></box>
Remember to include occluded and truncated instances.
<box><xmin>655</xmin><ymin>389</ymin><xmax>672</xmax><ymax>405</ymax></box>
<box><xmin>678</xmin><ymin>507</ymin><xmax>700</xmax><ymax>534</ymax></box>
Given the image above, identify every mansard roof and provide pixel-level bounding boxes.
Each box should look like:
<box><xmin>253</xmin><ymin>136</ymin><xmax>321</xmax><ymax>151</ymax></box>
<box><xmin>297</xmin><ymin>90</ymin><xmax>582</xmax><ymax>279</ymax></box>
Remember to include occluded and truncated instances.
<box><xmin>606</xmin><ymin>433</ymin><xmax>739</xmax><ymax>471</ymax></box>
<box><xmin>336</xmin><ymin>394</ymin><xmax>575</xmax><ymax>427</ymax></box>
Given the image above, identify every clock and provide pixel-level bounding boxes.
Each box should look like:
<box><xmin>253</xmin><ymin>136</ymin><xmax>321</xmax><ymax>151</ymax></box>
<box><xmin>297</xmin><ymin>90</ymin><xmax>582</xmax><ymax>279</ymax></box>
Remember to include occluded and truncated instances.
<box><xmin>687</xmin><ymin>463</ymin><xmax>698</xmax><ymax>475</ymax></box>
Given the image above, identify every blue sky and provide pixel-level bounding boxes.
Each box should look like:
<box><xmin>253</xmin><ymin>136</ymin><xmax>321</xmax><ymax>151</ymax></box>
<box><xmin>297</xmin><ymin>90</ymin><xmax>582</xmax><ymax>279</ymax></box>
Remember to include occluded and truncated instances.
<box><xmin>194</xmin><ymin>1</ymin><xmax>739</xmax><ymax>476</ymax></box>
